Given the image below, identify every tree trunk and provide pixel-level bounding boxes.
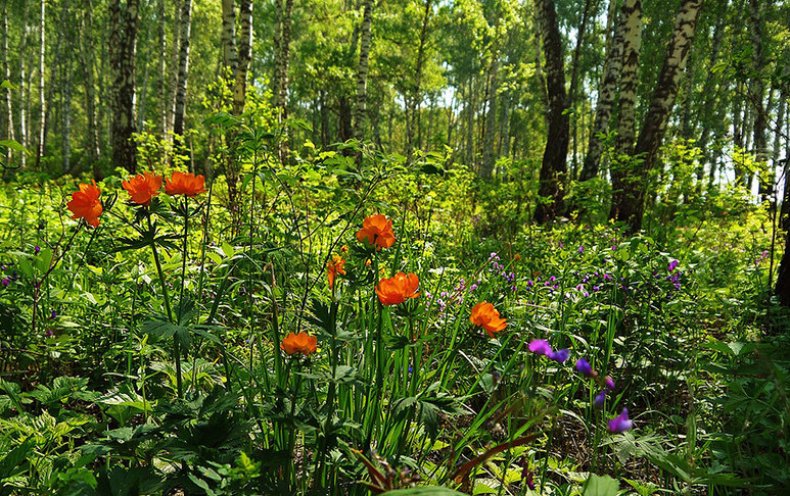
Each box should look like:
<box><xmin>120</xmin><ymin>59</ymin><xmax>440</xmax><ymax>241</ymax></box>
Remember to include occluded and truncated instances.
<box><xmin>533</xmin><ymin>0</ymin><xmax>570</xmax><ymax>223</ymax></box>
<box><xmin>233</xmin><ymin>0</ymin><xmax>253</xmax><ymax>116</ymax></box>
<box><xmin>221</xmin><ymin>0</ymin><xmax>238</xmax><ymax>77</ymax></box>
<box><xmin>481</xmin><ymin>39</ymin><xmax>499</xmax><ymax>179</ymax></box>
<box><xmin>697</xmin><ymin>6</ymin><xmax>726</xmax><ymax>190</ymax></box>
<box><xmin>35</xmin><ymin>0</ymin><xmax>45</xmax><ymax>169</ymax></box>
<box><xmin>81</xmin><ymin>0</ymin><xmax>100</xmax><ymax>170</ymax></box>
<box><xmin>406</xmin><ymin>0</ymin><xmax>432</xmax><ymax>159</ymax></box>
<box><xmin>61</xmin><ymin>4</ymin><xmax>73</xmax><ymax>172</ymax></box>
<box><xmin>608</xmin><ymin>0</ymin><xmax>643</xmax><ymax>220</ymax></box>
<box><xmin>19</xmin><ymin>2</ymin><xmax>29</xmax><ymax>168</ymax></box>
<box><xmin>2</xmin><ymin>0</ymin><xmax>14</xmax><ymax>163</ymax></box>
<box><xmin>580</xmin><ymin>0</ymin><xmax>624</xmax><ymax>181</ymax></box>
<box><xmin>158</xmin><ymin>0</ymin><xmax>167</xmax><ymax>136</ymax></box>
<box><xmin>110</xmin><ymin>0</ymin><xmax>139</xmax><ymax>173</ymax></box>
<box><xmin>568</xmin><ymin>0</ymin><xmax>595</xmax><ymax>179</ymax></box>
<box><xmin>353</xmin><ymin>0</ymin><xmax>374</xmax><ymax>140</ymax></box>
<box><xmin>612</xmin><ymin>0</ymin><xmax>702</xmax><ymax>233</ymax></box>
<box><xmin>750</xmin><ymin>0</ymin><xmax>769</xmax><ymax>200</ymax></box>
<box><xmin>173</xmin><ymin>0</ymin><xmax>192</xmax><ymax>136</ymax></box>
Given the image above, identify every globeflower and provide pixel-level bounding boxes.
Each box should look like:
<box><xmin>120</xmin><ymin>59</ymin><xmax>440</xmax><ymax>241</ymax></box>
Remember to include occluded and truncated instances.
<box><xmin>607</xmin><ymin>408</ymin><xmax>633</xmax><ymax>433</ymax></box>
<box><xmin>375</xmin><ymin>272</ymin><xmax>420</xmax><ymax>305</ymax></box>
<box><xmin>122</xmin><ymin>172</ymin><xmax>162</xmax><ymax>206</ymax></box>
<box><xmin>66</xmin><ymin>180</ymin><xmax>103</xmax><ymax>227</ymax></box>
<box><xmin>165</xmin><ymin>171</ymin><xmax>206</xmax><ymax>197</ymax></box>
<box><xmin>469</xmin><ymin>301</ymin><xmax>507</xmax><ymax>338</ymax></box>
<box><xmin>356</xmin><ymin>214</ymin><xmax>396</xmax><ymax>250</ymax></box>
<box><xmin>327</xmin><ymin>254</ymin><xmax>346</xmax><ymax>290</ymax></box>
<box><xmin>280</xmin><ymin>332</ymin><xmax>318</xmax><ymax>356</ymax></box>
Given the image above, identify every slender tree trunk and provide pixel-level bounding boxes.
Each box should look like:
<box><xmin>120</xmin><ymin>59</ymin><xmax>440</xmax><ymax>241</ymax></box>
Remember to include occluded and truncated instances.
<box><xmin>158</xmin><ymin>0</ymin><xmax>167</xmax><ymax>135</ymax></box>
<box><xmin>233</xmin><ymin>0</ymin><xmax>253</xmax><ymax>115</ymax></box>
<box><xmin>534</xmin><ymin>0</ymin><xmax>570</xmax><ymax>223</ymax></box>
<box><xmin>750</xmin><ymin>0</ymin><xmax>770</xmax><ymax>200</ymax></box>
<box><xmin>110</xmin><ymin>0</ymin><xmax>139</xmax><ymax>173</ymax></box>
<box><xmin>61</xmin><ymin>4</ymin><xmax>73</xmax><ymax>172</ymax></box>
<box><xmin>609</xmin><ymin>0</ymin><xmax>642</xmax><ymax>219</ymax></box>
<box><xmin>406</xmin><ymin>0</ymin><xmax>432</xmax><ymax>159</ymax></box>
<box><xmin>19</xmin><ymin>2</ymin><xmax>29</xmax><ymax>168</ymax></box>
<box><xmin>481</xmin><ymin>39</ymin><xmax>500</xmax><ymax>179</ymax></box>
<box><xmin>166</xmin><ymin>0</ymin><xmax>181</xmax><ymax>138</ymax></box>
<box><xmin>613</xmin><ymin>0</ymin><xmax>702</xmax><ymax>233</ymax></box>
<box><xmin>221</xmin><ymin>0</ymin><xmax>238</xmax><ymax>77</ymax></box>
<box><xmin>35</xmin><ymin>0</ymin><xmax>45</xmax><ymax>169</ymax></box>
<box><xmin>580</xmin><ymin>0</ymin><xmax>625</xmax><ymax>181</ymax></box>
<box><xmin>2</xmin><ymin>0</ymin><xmax>14</xmax><ymax>163</ymax></box>
<box><xmin>353</xmin><ymin>0</ymin><xmax>374</xmax><ymax>140</ymax></box>
<box><xmin>697</xmin><ymin>7</ymin><xmax>726</xmax><ymax>190</ymax></box>
<box><xmin>80</xmin><ymin>0</ymin><xmax>100</xmax><ymax>170</ymax></box>
<box><xmin>568</xmin><ymin>0</ymin><xmax>595</xmax><ymax>179</ymax></box>
<box><xmin>173</xmin><ymin>0</ymin><xmax>192</xmax><ymax>136</ymax></box>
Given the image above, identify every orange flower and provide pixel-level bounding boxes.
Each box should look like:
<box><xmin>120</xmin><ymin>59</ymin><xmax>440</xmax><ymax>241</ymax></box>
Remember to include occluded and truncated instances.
<box><xmin>165</xmin><ymin>171</ymin><xmax>206</xmax><ymax>197</ymax></box>
<box><xmin>280</xmin><ymin>331</ymin><xmax>318</xmax><ymax>356</ymax></box>
<box><xmin>327</xmin><ymin>254</ymin><xmax>347</xmax><ymax>290</ymax></box>
<box><xmin>376</xmin><ymin>272</ymin><xmax>420</xmax><ymax>306</ymax></box>
<box><xmin>356</xmin><ymin>214</ymin><xmax>396</xmax><ymax>250</ymax></box>
<box><xmin>66</xmin><ymin>180</ymin><xmax>103</xmax><ymax>228</ymax></box>
<box><xmin>122</xmin><ymin>172</ymin><xmax>162</xmax><ymax>205</ymax></box>
<box><xmin>470</xmin><ymin>301</ymin><xmax>507</xmax><ymax>338</ymax></box>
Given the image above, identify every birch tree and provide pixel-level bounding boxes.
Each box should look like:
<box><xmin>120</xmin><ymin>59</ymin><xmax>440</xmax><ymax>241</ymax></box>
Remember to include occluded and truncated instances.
<box><xmin>612</xmin><ymin>0</ymin><xmax>703</xmax><ymax>232</ymax></box>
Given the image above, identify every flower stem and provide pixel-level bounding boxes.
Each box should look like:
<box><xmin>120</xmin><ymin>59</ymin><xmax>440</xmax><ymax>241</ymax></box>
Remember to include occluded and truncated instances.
<box><xmin>147</xmin><ymin>212</ymin><xmax>181</xmax><ymax>398</ymax></box>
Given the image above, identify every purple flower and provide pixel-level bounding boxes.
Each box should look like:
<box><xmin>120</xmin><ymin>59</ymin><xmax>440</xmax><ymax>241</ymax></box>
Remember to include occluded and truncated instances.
<box><xmin>611</xmin><ymin>245</ymin><xmax>617</xmax><ymax>251</ymax></box>
<box><xmin>549</xmin><ymin>276</ymin><xmax>556</xmax><ymax>283</ymax></box>
<box><xmin>603</xmin><ymin>273</ymin><xmax>612</xmax><ymax>281</ymax></box>
<box><xmin>607</xmin><ymin>408</ymin><xmax>634</xmax><ymax>433</ymax></box>
<box><xmin>576</xmin><ymin>358</ymin><xmax>594</xmax><ymax>377</ymax></box>
<box><xmin>549</xmin><ymin>349</ymin><xmax>570</xmax><ymax>363</ymax></box>
<box><xmin>593</xmin><ymin>285</ymin><xmax>600</xmax><ymax>292</ymax></box>
<box><xmin>583</xmin><ymin>291</ymin><xmax>590</xmax><ymax>297</ymax></box>
<box><xmin>578</xmin><ymin>245</ymin><xmax>584</xmax><ymax>254</ymax></box>
<box><xmin>34</xmin><ymin>245</ymin><xmax>41</xmax><ymax>254</ymax></box>
<box><xmin>526</xmin><ymin>280</ymin><xmax>534</xmax><ymax>288</ymax></box>
<box><xmin>594</xmin><ymin>390</ymin><xmax>606</xmax><ymax>408</ymax></box>
<box><xmin>45</xmin><ymin>329</ymin><xmax>54</xmax><ymax>338</ymax></box>
<box><xmin>469</xmin><ymin>284</ymin><xmax>478</xmax><ymax>292</ymax></box>
<box><xmin>668</xmin><ymin>259</ymin><xmax>679</xmax><ymax>272</ymax></box>
<box><xmin>1</xmin><ymin>278</ymin><xmax>8</xmax><ymax>287</ymax></box>
<box><xmin>576</xmin><ymin>284</ymin><xmax>584</xmax><ymax>291</ymax></box>
<box><xmin>50</xmin><ymin>310</ymin><xmax>57</xmax><ymax>319</ymax></box>
<box><xmin>511</xmin><ymin>285</ymin><xmax>517</xmax><ymax>292</ymax></box>
<box><xmin>605</xmin><ymin>376</ymin><xmax>615</xmax><ymax>391</ymax></box>
<box><xmin>528</xmin><ymin>339</ymin><xmax>552</xmax><ymax>356</ymax></box>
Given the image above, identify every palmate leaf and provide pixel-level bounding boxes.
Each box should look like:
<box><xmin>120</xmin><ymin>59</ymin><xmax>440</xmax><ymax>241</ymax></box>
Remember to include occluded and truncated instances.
<box><xmin>381</xmin><ymin>488</ymin><xmax>466</xmax><ymax>495</ymax></box>
<box><xmin>582</xmin><ymin>474</ymin><xmax>620</xmax><ymax>496</ymax></box>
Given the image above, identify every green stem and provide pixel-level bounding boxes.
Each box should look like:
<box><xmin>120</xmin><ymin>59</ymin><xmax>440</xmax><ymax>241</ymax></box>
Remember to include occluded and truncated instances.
<box><xmin>147</xmin><ymin>213</ymin><xmax>181</xmax><ymax>398</ymax></box>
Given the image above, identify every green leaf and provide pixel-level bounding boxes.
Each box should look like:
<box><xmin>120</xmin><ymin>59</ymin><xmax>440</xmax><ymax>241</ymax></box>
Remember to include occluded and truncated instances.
<box><xmin>583</xmin><ymin>474</ymin><xmax>620</xmax><ymax>496</ymax></box>
<box><xmin>381</xmin><ymin>488</ymin><xmax>467</xmax><ymax>496</ymax></box>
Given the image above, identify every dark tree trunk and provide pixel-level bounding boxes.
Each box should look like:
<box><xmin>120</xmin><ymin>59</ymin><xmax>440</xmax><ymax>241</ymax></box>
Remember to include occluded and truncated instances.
<box><xmin>533</xmin><ymin>0</ymin><xmax>570</xmax><ymax>224</ymax></box>
<box><xmin>110</xmin><ymin>0</ymin><xmax>139</xmax><ymax>173</ymax></box>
